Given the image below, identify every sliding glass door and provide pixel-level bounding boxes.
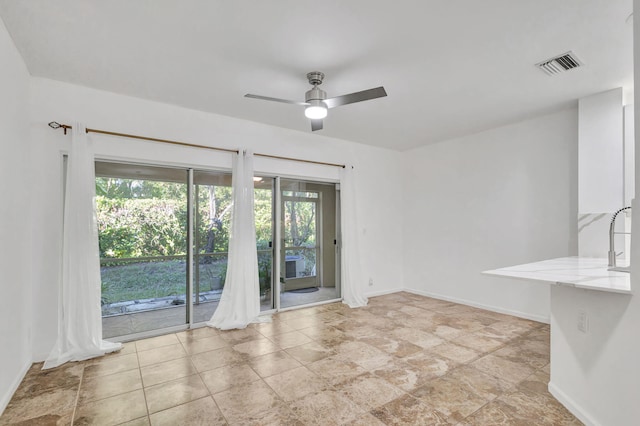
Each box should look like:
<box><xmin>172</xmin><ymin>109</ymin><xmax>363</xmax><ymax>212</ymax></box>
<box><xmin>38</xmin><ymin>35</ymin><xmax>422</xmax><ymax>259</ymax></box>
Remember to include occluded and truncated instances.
<box><xmin>96</xmin><ymin>160</ymin><xmax>338</xmax><ymax>339</ymax></box>
<box><xmin>97</xmin><ymin>161</ymin><xmax>276</xmax><ymax>339</ymax></box>
<box><xmin>96</xmin><ymin>162</ymin><xmax>190</xmax><ymax>338</ymax></box>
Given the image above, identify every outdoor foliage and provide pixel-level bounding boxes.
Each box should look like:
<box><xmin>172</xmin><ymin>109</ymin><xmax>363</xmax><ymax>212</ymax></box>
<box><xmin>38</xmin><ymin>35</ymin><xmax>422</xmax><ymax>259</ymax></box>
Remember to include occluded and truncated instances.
<box><xmin>97</xmin><ymin>197</ymin><xmax>187</xmax><ymax>258</ymax></box>
<box><xmin>96</xmin><ymin>175</ymin><xmax>317</xmax><ymax>304</ymax></box>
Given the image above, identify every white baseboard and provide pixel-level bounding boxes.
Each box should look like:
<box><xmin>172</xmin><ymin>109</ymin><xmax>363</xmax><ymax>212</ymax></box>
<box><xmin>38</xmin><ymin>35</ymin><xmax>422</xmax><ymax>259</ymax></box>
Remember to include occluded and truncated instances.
<box><xmin>365</xmin><ymin>288</ymin><xmax>403</xmax><ymax>298</ymax></box>
<box><xmin>0</xmin><ymin>359</ymin><xmax>32</xmax><ymax>415</ymax></box>
<box><xmin>548</xmin><ymin>381</ymin><xmax>600</xmax><ymax>426</ymax></box>
<box><xmin>402</xmin><ymin>288</ymin><xmax>550</xmax><ymax>324</ymax></box>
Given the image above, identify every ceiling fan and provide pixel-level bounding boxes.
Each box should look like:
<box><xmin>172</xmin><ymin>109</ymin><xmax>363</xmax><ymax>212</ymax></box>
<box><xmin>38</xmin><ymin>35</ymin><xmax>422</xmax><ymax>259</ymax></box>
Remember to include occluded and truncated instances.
<box><xmin>245</xmin><ymin>71</ymin><xmax>387</xmax><ymax>131</ymax></box>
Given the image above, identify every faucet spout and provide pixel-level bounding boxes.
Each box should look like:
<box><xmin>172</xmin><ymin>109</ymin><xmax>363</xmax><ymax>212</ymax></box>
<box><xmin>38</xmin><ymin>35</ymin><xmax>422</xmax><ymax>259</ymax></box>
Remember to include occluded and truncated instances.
<box><xmin>608</xmin><ymin>206</ymin><xmax>632</xmax><ymax>267</ymax></box>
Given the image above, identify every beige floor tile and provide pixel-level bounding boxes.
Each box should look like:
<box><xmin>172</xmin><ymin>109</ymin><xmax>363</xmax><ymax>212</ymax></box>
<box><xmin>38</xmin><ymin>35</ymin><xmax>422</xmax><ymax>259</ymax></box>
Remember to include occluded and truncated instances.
<box><xmin>74</xmin><ymin>389</ymin><xmax>147</xmax><ymax>425</ymax></box>
<box><xmin>430</xmin><ymin>314</ymin><xmax>488</xmax><ymax>332</ymax></box>
<box><xmin>79</xmin><ymin>368</ymin><xmax>142</xmax><ymax>404</ymax></box>
<box><xmin>135</xmin><ymin>334</ymin><xmax>180</xmax><ymax>352</ymax></box>
<box><xmin>420</xmin><ymin>323</ymin><xmax>469</xmax><ymax>340</ymax></box>
<box><xmin>200</xmin><ymin>363</ymin><xmax>261</xmax><ymax>394</ymax></box>
<box><xmin>402</xmin><ymin>351</ymin><xmax>459</xmax><ymax>379</ymax></box>
<box><xmin>460</xmin><ymin>399</ymin><xmax>528</xmax><ymax>425</ymax></box>
<box><xmin>298</xmin><ymin>325</ymin><xmax>350</xmax><ymax>347</ymax></box>
<box><xmin>175</xmin><ymin>326</ymin><xmax>220</xmax><ymax>343</ymax></box>
<box><xmin>0</xmin><ymin>385</ymin><xmax>78</xmax><ymax>424</ymax></box>
<box><xmin>83</xmin><ymin>353</ymin><xmax>139</xmax><ymax>379</ymax></box>
<box><xmin>446</xmin><ymin>365</ymin><xmax>514</xmax><ymax>400</ymax></box>
<box><xmin>180</xmin><ymin>335</ymin><xmax>229</xmax><ymax>355</ymax></box>
<box><xmin>453</xmin><ymin>333</ymin><xmax>504</xmax><ymax>353</ymax></box>
<box><xmin>492</xmin><ymin>340</ymin><xmax>550</xmax><ymax>369</ymax></box>
<box><xmin>148</xmin><ymin>396</ymin><xmax>226</xmax><ymax>425</ymax></box>
<box><xmin>267</xmin><ymin>331</ymin><xmax>313</xmax><ymax>349</ymax></box>
<box><xmin>252</xmin><ymin>320</ymin><xmax>296</xmax><ymax>337</ymax></box>
<box><xmin>371</xmin><ymin>360</ymin><xmax>433</xmax><ymax>392</ymax></box>
<box><xmin>140</xmin><ymin>357</ymin><xmax>197</xmax><ymax>387</ymax></box>
<box><xmin>371</xmin><ymin>394</ymin><xmax>450</xmax><ymax>426</ymax></box>
<box><xmin>336</xmin><ymin>372</ymin><xmax>405</xmax><ymax>410</ymax></box>
<box><xmin>138</xmin><ymin>343</ymin><xmax>187</xmax><ymax>367</ymax></box>
<box><xmin>213</xmin><ymin>380</ymin><xmax>283</xmax><ymax>424</ymax></box>
<box><xmin>234</xmin><ymin>405</ymin><xmax>304</xmax><ymax>425</ymax></box>
<box><xmin>358</xmin><ymin>335</ymin><xmax>423</xmax><ymax>358</ymax></box>
<box><xmin>482</xmin><ymin>321</ymin><xmax>537</xmax><ymax>339</ymax></box>
<box><xmin>233</xmin><ymin>338</ymin><xmax>280</xmax><ymax>358</ymax></box>
<box><xmin>289</xmin><ymin>388</ymin><xmax>363</xmax><ymax>425</ymax></box>
<box><xmin>281</xmin><ymin>315</ymin><xmax>327</xmax><ymax>331</ymax></box>
<box><xmin>11</xmin><ymin>363</ymin><xmax>83</xmax><ymax>401</ymax></box>
<box><xmin>427</xmin><ymin>342</ymin><xmax>481</xmax><ymax>363</ymax></box>
<box><xmin>285</xmin><ymin>341</ymin><xmax>335</xmax><ymax>364</ymax></box>
<box><xmin>471</xmin><ymin>354</ymin><xmax>536</xmax><ymax>384</ymax></box>
<box><xmin>333</xmin><ymin>340</ymin><xmax>394</xmax><ymax>370</ymax></box>
<box><xmin>344</xmin><ymin>412</ymin><xmax>387</xmax><ymax>426</ymax></box>
<box><xmin>190</xmin><ymin>347</ymin><xmax>245</xmax><ymax>372</ymax></box>
<box><xmin>264</xmin><ymin>366</ymin><xmax>328</xmax><ymax>402</ymax></box>
<box><xmin>144</xmin><ymin>374</ymin><xmax>209</xmax><ymax>414</ymax></box>
<box><xmin>218</xmin><ymin>328</ymin><xmax>262</xmax><ymax>344</ymax></box>
<box><xmin>496</xmin><ymin>389</ymin><xmax>582</xmax><ymax>425</ymax></box>
<box><xmin>411</xmin><ymin>376</ymin><xmax>491</xmax><ymax>423</ymax></box>
<box><xmin>307</xmin><ymin>357</ymin><xmax>367</xmax><ymax>386</ymax></box>
<box><xmin>108</xmin><ymin>342</ymin><xmax>137</xmax><ymax>357</ymax></box>
<box><xmin>120</xmin><ymin>416</ymin><xmax>151</xmax><ymax>426</ymax></box>
<box><xmin>517</xmin><ymin>370</ymin><xmax>551</xmax><ymax>395</ymax></box>
<box><xmin>248</xmin><ymin>350</ymin><xmax>302</xmax><ymax>378</ymax></box>
<box><xmin>391</xmin><ymin>327</ymin><xmax>444</xmax><ymax>349</ymax></box>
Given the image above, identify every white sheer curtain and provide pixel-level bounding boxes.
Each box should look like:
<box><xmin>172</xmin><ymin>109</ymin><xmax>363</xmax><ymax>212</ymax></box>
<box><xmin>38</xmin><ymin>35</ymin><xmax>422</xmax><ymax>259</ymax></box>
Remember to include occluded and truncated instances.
<box><xmin>207</xmin><ymin>151</ymin><xmax>264</xmax><ymax>329</ymax></box>
<box><xmin>44</xmin><ymin>123</ymin><xmax>121</xmax><ymax>369</ymax></box>
<box><xmin>340</xmin><ymin>165</ymin><xmax>368</xmax><ymax>308</ymax></box>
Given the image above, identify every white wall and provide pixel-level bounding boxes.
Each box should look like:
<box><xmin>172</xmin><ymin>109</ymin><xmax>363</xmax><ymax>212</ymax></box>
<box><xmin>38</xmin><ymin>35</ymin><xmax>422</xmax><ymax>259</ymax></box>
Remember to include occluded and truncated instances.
<box><xmin>577</xmin><ymin>89</ymin><xmax>627</xmax><ymax>261</ymax></box>
<box><xmin>28</xmin><ymin>77</ymin><xmax>405</xmax><ymax>359</ymax></box>
<box><xmin>401</xmin><ymin>109</ymin><xmax>579</xmax><ymax>322</ymax></box>
<box><xmin>578</xmin><ymin>88</ymin><xmax>624</xmax><ymax>214</ymax></box>
<box><xmin>0</xmin><ymin>17</ymin><xmax>33</xmax><ymax>412</ymax></box>
<box><xmin>546</xmin><ymin>5</ymin><xmax>640</xmax><ymax>424</ymax></box>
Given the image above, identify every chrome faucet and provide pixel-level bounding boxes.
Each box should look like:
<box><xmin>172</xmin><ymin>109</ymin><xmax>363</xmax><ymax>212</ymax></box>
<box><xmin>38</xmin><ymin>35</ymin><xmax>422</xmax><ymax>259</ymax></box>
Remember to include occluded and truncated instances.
<box><xmin>608</xmin><ymin>206</ymin><xmax>632</xmax><ymax>267</ymax></box>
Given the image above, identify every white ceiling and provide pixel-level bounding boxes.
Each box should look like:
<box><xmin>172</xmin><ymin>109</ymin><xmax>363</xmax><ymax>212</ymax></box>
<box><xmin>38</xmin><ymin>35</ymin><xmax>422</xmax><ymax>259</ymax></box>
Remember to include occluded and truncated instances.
<box><xmin>0</xmin><ymin>0</ymin><xmax>634</xmax><ymax>151</ymax></box>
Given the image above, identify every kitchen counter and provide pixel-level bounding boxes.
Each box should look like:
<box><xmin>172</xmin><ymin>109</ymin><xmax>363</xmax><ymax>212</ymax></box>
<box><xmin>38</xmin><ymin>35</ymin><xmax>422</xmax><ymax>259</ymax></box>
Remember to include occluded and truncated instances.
<box><xmin>483</xmin><ymin>256</ymin><xmax>631</xmax><ymax>294</ymax></box>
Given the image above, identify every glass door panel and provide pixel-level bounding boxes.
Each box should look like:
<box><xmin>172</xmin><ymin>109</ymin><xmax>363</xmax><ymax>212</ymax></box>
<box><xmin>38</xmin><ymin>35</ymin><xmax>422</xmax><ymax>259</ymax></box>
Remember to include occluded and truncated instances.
<box><xmin>280</xmin><ymin>179</ymin><xmax>340</xmax><ymax>309</ymax></box>
<box><xmin>96</xmin><ymin>162</ymin><xmax>188</xmax><ymax>338</ymax></box>
<box><xmin>193</xmin><ymin>170</ymin><xmax>233</xmax><ymax>323</ymax></box>
<box><xmin>255</xmin><ymin>177</ymin><xmax>274</xmax><ymax>311</ymax></box>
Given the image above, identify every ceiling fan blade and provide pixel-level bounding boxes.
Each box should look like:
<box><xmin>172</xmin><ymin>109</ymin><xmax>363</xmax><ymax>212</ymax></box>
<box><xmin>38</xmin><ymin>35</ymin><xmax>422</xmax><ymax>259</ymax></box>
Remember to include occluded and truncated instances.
<box><xmin>323</xmin><ymin>86</ymin><xmax>387</xmax><ymax>109</ymax></box>
<box><xmin>245</xmin><ymin>94</ymin><xmax>309</xmax><ymax>106</ymax></box>
<box><xmin>311</xmin><ymin>119</ymin><xmax>323</xmax><ymax>131</ymax></box>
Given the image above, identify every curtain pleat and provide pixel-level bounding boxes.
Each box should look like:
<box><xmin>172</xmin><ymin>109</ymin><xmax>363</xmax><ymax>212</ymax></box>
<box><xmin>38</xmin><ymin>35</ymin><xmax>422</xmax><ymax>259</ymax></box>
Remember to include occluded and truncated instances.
<box><xmin>44</xmin><ymin>122</ymin><xmax>121</xmax><ymax>369</ymax></box>
<box><xmin>207</xmin><ymin>151</ymin><xmax>264</xmax><ymax>329</ymax></box>
<box><xmin>340</xmin><ymin>165</ymin><xmax>368</xmax><ymax>308</ymax></box>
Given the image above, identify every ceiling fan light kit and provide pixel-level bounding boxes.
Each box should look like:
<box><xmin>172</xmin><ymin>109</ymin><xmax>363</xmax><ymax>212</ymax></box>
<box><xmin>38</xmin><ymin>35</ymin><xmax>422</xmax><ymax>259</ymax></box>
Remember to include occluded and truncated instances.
<box><xmin>245</xmin><ymin>71</ymin><xmax>387</xmax><ymax>131</ymax></box>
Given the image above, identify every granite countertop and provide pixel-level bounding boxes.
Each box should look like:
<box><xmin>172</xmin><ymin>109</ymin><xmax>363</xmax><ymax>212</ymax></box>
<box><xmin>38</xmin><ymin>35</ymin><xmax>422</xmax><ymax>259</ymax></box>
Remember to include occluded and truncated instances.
<box><xmin>483</xmin><ymin>256</ymin><xmax>632</xmax><ymax>294</ymax></box>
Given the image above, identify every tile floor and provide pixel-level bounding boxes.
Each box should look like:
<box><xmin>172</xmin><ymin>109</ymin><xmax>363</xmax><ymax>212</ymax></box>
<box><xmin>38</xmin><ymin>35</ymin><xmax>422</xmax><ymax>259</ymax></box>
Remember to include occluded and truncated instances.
<box><xmin>1</xmin><ymin>292</ymin><xmax>581</xmax><ymax>425</ymax></box>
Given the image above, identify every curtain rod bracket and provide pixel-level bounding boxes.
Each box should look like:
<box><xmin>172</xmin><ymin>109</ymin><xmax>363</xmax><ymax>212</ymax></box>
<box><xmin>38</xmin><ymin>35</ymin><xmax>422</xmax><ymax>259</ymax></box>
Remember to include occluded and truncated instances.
<box><xmin>49</xmin><ymin>121</ymin><xmax>71</xmax><ymax>135</ymax></box>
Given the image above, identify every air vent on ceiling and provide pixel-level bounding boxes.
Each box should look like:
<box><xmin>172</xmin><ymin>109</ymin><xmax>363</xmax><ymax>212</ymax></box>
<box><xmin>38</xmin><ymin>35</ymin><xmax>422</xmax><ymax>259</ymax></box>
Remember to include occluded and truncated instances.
<box><xmin>536</xmin><ymin>51</ymin><xmax>583</xmax><ymax>76</ymax></box>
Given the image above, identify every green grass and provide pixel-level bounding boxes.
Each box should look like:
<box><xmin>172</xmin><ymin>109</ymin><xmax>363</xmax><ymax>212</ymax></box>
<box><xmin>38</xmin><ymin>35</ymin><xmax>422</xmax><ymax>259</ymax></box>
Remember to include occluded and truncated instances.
<box><xmin>100</xmin><ymin>259</ymin><xmax>227</xmax><ymax>303</ymax></box>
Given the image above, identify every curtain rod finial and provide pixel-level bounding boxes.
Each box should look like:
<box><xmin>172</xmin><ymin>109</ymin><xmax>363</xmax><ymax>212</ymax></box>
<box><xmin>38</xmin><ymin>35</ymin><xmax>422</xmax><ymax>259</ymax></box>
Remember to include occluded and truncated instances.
<box><xmin>48</xmin><ymin>121</ymin><xmax>61</xmax><ymax>129</ymax></box>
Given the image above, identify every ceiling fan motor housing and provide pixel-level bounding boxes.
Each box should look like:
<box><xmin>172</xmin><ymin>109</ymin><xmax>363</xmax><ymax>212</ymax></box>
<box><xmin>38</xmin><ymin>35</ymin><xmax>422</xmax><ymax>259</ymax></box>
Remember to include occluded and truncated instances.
<box><xmin>305</xmin><ymin>87</ymin><xmax>327</xmax><ymax>103</ymax></box>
